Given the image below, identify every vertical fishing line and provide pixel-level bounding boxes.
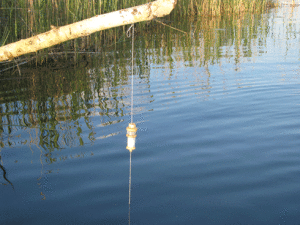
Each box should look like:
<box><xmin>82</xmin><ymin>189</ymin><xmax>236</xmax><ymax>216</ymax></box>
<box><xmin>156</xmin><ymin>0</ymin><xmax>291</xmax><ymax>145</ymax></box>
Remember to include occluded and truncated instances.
<box><xmin>130</xmin><ymin>25</ymin><xmax>134</xmax><ymax>124</ymax></box>
<box><xmin>127</xmin><ymin>24</ymin><xmax>134</xmax><ymax>124</ymax></box>
<box><xmin>126</xmin><ymin>23</ymin><xmax>135</xmax><ymax>225</ymax></box>
<box><xmin>128</xmin><ymin>150</ymin><xmax>132</xmax><ymax>224</ymax></box>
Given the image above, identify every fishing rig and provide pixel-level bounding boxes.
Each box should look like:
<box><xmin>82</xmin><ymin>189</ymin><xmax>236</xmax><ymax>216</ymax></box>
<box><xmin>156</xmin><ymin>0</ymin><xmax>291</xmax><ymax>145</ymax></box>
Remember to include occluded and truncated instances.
<box><xmin>126</xmin><ymin>23</ymin><xmax>137</xmax><ymax>225</ymax></box>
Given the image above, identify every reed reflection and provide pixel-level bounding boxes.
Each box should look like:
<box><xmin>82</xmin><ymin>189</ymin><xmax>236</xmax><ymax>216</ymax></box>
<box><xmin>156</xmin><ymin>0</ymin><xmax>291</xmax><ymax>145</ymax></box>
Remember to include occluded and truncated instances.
<box><xmin>0</xmin><ymin>12</ymin><xmax>273</xmax><ymax>160</ymax></box>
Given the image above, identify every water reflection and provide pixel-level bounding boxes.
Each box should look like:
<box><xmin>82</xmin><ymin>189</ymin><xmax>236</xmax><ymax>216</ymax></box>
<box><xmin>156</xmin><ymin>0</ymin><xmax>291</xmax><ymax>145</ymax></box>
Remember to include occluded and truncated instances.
<box><xmin>1</xmin><ymin>6</ymin><xmax>300</xmax><ymax>224</ymax></box>
<box><xmin>0</xmin><ymin>12</ymin><xmax>274</xmax><ymax>158</ymax></box>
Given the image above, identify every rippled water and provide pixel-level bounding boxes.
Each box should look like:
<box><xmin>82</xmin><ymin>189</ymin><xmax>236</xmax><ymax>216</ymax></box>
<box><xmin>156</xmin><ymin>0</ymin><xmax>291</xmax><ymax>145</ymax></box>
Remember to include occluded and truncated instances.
<box><xmin>1</xmin><ymin>6</ymin><xmax>300</xmax><ymax>225</ymax></box>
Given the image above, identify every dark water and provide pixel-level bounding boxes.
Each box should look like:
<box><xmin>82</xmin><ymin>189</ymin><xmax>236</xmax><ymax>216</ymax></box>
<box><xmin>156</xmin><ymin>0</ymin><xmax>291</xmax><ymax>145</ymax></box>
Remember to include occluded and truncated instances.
<box><xmin>1</xmin><ymin>6</ymin><xmax>300</xmax><ymax>225</ymax></box>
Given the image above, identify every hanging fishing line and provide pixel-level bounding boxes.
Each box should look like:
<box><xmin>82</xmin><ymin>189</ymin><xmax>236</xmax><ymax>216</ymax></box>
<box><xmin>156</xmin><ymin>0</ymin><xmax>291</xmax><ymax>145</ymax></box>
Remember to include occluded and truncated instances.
<box><xmin>126</xmin><ymin>23</ymin><xmax>137</xmax><ymax>225</ymax></box>
<box><xmin>126</xmin><ymin>24</ymin><xmax>134</xmax><ymax>124</ymax></box>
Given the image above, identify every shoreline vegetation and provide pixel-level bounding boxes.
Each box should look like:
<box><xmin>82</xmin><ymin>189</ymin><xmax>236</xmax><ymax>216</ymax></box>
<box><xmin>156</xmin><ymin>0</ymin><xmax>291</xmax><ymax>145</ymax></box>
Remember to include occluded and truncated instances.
<box><xmin>0</xmin><ymin>0</ymin><xmax>275</xmax><ymax>64</ymax></box>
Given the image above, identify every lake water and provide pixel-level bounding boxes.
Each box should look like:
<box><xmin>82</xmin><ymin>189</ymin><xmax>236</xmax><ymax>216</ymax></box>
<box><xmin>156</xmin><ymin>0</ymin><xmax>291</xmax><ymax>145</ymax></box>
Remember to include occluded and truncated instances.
<box><xmin>1</xmin><ymin>5</ymin><xmax>300</xmax><ymax>225</ymax></box>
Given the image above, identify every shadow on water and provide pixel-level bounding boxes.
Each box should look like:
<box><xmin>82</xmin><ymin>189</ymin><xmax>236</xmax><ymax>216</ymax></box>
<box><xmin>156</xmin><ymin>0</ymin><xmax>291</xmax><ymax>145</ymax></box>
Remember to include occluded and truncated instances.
<box><xmin>0</xmin><ymin>12</ymin><xmax>271</xmax><ymax>163</ymax></box>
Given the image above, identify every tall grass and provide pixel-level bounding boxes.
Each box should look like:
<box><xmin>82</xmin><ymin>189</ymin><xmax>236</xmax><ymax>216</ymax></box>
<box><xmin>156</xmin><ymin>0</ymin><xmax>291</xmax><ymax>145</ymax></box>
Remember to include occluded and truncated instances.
<box><xmin>0</xmin><ymin>0</ymin><xmax>274</xmax><ymax>46</ymax></box>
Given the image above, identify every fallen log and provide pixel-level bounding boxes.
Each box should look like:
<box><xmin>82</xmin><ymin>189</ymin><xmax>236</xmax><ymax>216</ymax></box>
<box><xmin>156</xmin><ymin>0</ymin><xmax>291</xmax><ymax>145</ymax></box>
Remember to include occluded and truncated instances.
<box><xmin>0</xmin><ymin>0</ymin><xmax>177</xmax><ymax>62</ymax></box>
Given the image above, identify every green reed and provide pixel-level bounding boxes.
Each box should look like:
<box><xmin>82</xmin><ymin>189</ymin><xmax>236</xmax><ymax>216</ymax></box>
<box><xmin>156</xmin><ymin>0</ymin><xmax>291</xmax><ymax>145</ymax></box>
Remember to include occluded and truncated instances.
<box><xmin>0</xmin><ymin>0</ymin><xmax>274</xmax><ymax>48</ymax></box>
<box><xmin>172</xmin><ymin>0</ymin><xmax>274</xmax><ymax>17</ymax></box>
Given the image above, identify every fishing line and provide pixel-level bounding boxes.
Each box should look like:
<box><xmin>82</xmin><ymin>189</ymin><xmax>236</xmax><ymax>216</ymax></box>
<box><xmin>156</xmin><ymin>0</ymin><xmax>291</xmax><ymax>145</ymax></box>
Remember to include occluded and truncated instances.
<box><xmin>126</xmin><ymin>24</ymin><xmax>134</xmax><ymax>124</ymax></box>
<box><xmin>124</xmin><ymin>18</ymin><xmax>182</xmax><ymax>225</ymax></box>
<box><xmin>128</xmin><ymin>147</ymin><xmax>132</xmax><ymax>225</ymax></box>
<box><xmin>126</xmin><ymin>23</ymin><xmax>137</xmax><ymax>225</ymax></box>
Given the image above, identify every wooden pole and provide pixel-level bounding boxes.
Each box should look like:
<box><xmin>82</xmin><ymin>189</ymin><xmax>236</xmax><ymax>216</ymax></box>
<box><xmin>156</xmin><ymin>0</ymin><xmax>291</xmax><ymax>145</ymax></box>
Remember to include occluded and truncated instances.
<box><xmin>0</xmin><ymin>0</ymin><xmax>177</xmax><ymax>62</ymax></box>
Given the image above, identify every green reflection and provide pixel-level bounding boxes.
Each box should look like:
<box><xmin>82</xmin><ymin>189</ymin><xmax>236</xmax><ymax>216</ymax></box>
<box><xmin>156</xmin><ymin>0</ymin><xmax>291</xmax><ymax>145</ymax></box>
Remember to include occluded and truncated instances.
<box><xmin>0</xmin><ymin>12</ymin><xmax>270</xmax><ymax>160</ymax></box>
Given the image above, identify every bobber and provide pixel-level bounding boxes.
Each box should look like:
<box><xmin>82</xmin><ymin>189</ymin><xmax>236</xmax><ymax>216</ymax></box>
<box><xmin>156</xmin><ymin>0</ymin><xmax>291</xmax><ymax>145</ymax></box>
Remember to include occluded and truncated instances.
<box><xmin>126</xmin><ymin>123</ymin><xmax>137</xmax><ymax>152</ymax></box>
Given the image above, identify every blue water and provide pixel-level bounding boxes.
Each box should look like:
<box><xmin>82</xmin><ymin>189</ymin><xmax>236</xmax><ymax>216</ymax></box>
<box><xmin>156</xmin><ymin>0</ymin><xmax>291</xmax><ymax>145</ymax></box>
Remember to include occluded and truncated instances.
<box><xmin>1</xmin><ymin>6</ymin><xmax>300</xmax><ymax>225</ymax></box>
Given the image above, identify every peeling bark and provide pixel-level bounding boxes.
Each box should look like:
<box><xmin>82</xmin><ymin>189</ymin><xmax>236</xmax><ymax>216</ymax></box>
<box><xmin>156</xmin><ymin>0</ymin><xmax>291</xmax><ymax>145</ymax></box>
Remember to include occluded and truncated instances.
<box><xmin>0</xmin><ymin>0</ymin><xmax>177</xmax><ymax>62</ymax></box>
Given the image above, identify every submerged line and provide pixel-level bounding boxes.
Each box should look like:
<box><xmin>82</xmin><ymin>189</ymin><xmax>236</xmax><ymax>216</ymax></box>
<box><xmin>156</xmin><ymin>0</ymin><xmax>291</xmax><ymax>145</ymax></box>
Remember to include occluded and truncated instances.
<box><xmin>128</xmin><ymin>150</ymin><xmax>132</xmax><ymax>225</ymax></box>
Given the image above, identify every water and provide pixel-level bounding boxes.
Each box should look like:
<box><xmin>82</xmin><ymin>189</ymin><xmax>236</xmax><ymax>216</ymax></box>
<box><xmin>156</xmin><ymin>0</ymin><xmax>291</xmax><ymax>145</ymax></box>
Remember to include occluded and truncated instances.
<box><xmin>1</xmin><ymin>5</ymin><xmax>300</xmax><ymax>225</ymax></box>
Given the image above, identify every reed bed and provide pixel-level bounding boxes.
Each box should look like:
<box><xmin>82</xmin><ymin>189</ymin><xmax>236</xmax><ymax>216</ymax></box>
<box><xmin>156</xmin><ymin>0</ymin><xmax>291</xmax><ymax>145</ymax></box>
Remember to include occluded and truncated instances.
<box><xmin>0</xmin><ymin>0</ymin><xmax>274</xmax><ymax>47</ymax></box>
<box><xmin>174</xmin><ymin>0</ymin><xmax>274</xmax><ymax>17</ymax></box>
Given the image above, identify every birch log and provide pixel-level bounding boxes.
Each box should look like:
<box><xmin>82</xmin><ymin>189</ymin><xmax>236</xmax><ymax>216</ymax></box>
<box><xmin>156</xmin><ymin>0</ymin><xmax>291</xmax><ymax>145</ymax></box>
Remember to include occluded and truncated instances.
<box><xmin>0</xmin><ymin>0</ymin><xmax>177</xmax><ymax>62</ymax></box>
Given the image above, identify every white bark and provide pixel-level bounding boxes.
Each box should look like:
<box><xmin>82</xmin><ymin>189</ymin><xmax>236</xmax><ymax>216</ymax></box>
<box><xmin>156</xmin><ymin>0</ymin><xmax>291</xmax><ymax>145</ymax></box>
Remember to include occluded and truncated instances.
<box><xmin>0</xmin><ymin>0</ymin><xmax>177</xmax><ymax>62</ymax></box>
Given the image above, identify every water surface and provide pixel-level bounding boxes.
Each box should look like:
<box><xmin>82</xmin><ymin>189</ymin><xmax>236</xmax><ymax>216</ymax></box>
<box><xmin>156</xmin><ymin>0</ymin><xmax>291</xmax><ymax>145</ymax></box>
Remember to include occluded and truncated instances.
<box><xmin>1</xmin><ymin>6</ymin><xmax>300</xmax><ymax>225</ymax></box>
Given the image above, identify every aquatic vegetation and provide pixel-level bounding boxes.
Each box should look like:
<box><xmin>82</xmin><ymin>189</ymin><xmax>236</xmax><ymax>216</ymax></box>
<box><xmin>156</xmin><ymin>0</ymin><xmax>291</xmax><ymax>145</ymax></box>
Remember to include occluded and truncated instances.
<box><xmin>0</xmin><ymin>0</ymin><xmax>274</xmax><ymax>48</ymax></box>
<box><xmin>175</xmin><ymin>0</ymin><xmax>275</xmax><ymax>17</ymax></box>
